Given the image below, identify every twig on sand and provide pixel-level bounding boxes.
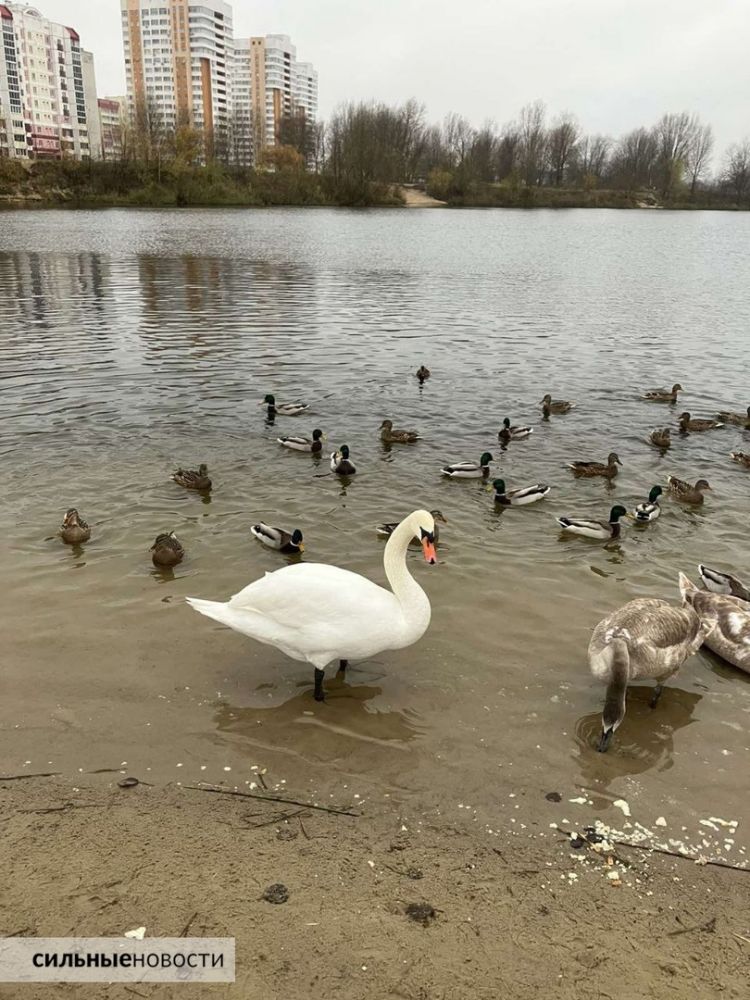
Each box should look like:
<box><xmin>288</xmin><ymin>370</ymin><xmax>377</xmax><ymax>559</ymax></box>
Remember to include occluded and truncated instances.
<box><xmin>18</xmin><ymin>804</ymin><xmax>105</xmax><ymax>815</ymax></box>
<box><xmin>733</xmin><ymin>933</ymin><xmax>750</xmax><ymax>945</ymax></box>
<box><xmin>242</xmin><ymin>808</ymin><xmax>307</xmax><ymax>830</ymax></box>
<box><xmin>610</xmin><ymin>838</ymin><xmax>749</xmax><ymax>873</ymax></box>
<box><xmin>667</xmin><ymin>916</ymin><xmax>716</xmax><ymax>937</ymax></box>
<box><xmin>184</xmin><ymin>783</ymin><xmax>359</xmax><ymax>817</ymax></box>
<box><xmin>0</xmin><ymin>772</ymin><xmax>61</xmax><ymax>782</ymax></box>
<box><xmin>179</xmin><ymin>912</ymin><xmax>198</xmax><ymax>938</ymax></box>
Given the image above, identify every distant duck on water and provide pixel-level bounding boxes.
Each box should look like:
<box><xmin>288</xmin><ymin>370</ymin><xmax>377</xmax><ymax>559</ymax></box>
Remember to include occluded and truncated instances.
<box><xmin>380</xmin><ymin>419</ymin><xmax>420</xmax><ymax>443</ymax></box>
<box><xmin>331</xmin><ymin>445</ymin><xmax>356</xmax><ymax>476</ymax></box>
<box><xmin>251</xmin><ymin>523</ymin><xmax>304</xmax><ymax>554</ymax></box>
<box><xmin>172</xmin><ymin>464</ymin><xmax>212</xmax><ymax>491</ymax></box>
<box><xmin>151</xmin><ymin>531</ymin><xmax>184</xmax><ymax>567</ymax></box>
<box><xmin>60</xmin><ymin>508</ymin><xmax>91</xmax><ymax>544</ymax></box>
<box><xmin>667</xmin><ymin>475</ymin><xmax>711</xmax><ymax>504</ymax></box>
<box><xmin>557</xmin><ymin>505</ymin><xmax>628</xmax><ymax>540</ymax></box>
<box><xmin>641</xmin><ymin>383</ymin><xmax>683</xmax><ymax>403</ymax></box>
<box><xmin>498</xmin><ymin>418</ymin><xmax>532</xmax><ymax>443</ymax></box>
<box><xmin>416</xmin><ymin>366</ymin><xmax>431</xmax><ymax>382</ymax></box>
<box><xmin>678</xmin><ymin>412</ymin><xmax>724</xmax><ymax>433</ymax></box>
<box><xmin>633</xmin><ymin>485</ymin><xmax>663</xmax><ymax>522</ymax></box>
<box><xmin>730</xmin><ymin>451</ymin><xmax>750</xmax><ymax>468</ymax></box>
<box><xmin>277</xmin><ymin>429</ymin><xmax>324</xmax><ymax>453</ymax></box>
<box><xmin>263</xmin><ymin>394</ymin><xmax>308</xmax><ymax>417</ymax></box>
<box><xmin>649</xmin><ymin>428</ymin><xmax>671</xmax><ymax>449</ymax></box>
<box><xmin>716</xmin><ymin>405</ymin><xmax>750</xmax><ymax>427</ymax></box>
<box><xmin>588</xmin><ymin>576</ymin><xmax>711</xmax><ymax>751</ymax></box>
<box><xmin>492</xmin><ymin>479</ymin><xmax>550</xmax><ymax>506</ymax></box>
<box><xmin>441</xmin><ymin>452</ymin><xmax>493</xmax><ymax>479</ymax></box>
<box><xmin>568</xmin><ymin>452</ymin><xmax>621</xmax><ymax>479</ymax></box>
<box><xmin>541</xmin><ymin>394</ymin><xmax>574</xmax><ymax>416</ymax></box>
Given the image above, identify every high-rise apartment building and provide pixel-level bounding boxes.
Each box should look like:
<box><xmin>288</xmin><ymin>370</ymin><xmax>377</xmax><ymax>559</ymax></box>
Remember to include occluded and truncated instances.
<box><xmin>98</xmin><ymin>97</ymin><xmax>127</xmax><ymax>160</ymax></box>
<box><xmin>233</xmin><ymin>33</ymin><xmax>318</xmax><ymax>158</ymax></box>
<box><xmin>0</xmin><ymin>2</ymin><xmax>98</xmax><ymax>159</ymax></box>
<box><xmin>120</xmin><ymin>0</ymin><xmax>232</xmax><ymax>141</ymax></box>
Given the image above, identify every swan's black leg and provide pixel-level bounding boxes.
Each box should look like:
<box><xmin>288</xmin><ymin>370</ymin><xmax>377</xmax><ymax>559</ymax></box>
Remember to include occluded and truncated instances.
<box><xmin>338</xmin><ymin>659</ymin><xmax>348</xmax><ymax>674</ymax></box>
<box><xmin>314</xmin><ymin>668</ymin><xmax>325</xmax><ymax>702</ymax></box>
<box><xmin>649</xmin><ymin>684</ymin><xmax>664</xmax><ymax>709</ymax></box>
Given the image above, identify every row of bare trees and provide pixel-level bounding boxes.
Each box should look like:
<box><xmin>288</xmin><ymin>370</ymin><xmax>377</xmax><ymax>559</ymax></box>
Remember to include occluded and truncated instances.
<box><xmin>118</xmin><ymin>94</ymin><xmax>750</xmax><ymax>205</ymax></box>
<box><xmin>317</xmin><ymin>99</ymin><xmax>750</xmax><ymax>203</ymax></box>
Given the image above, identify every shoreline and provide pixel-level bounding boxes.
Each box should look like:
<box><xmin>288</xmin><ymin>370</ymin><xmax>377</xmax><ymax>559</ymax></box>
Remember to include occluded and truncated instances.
<box><xmin>1</xmin><ymin>775</ymin><xmax>746</xmax><ymax>1000</ymax></box>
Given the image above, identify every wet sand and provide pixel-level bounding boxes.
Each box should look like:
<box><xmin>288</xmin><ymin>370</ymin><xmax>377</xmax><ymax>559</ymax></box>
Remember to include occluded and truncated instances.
<box><xmin>0</xmin><ymin>775</ymin><xmax>747</xmax><ymax>1000</ymax></box>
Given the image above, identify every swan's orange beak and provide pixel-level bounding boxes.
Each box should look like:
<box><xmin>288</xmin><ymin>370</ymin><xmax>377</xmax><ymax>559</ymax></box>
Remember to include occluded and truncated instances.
<box><xmin>421</xmin><ymin>537</ymin><xmax>437</xmax><ymax>565</ymax></box>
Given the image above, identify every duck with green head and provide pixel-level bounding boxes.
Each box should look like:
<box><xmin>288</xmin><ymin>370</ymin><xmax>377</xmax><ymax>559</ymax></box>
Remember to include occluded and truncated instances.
<box><xmin>331</xmin><ymin>445</ymin><xmax>357</xmax><ymax>476</ymax></box>
<box><xmin>262</xmin><ymin>394</ymin><xmax>309</xmax><ymax>417</ymax></box>
<box><xmin>492</xmin><ymin>479</ymin><xmax>550</xmax><ymax>506</ymax></box>
<box><xmin>441</xmin><ymin>452</ymin><xmax>493</xmax><ymax>479</ymax></box>
<box><xmin>557</xmin><ymin>505</ymin><xmax>628</xmax><ymax>540</ymax></box>
<box><xmin>634</xmin><ymin>485</ymin><xmax>663</xmax><ymax>522</ymax></box>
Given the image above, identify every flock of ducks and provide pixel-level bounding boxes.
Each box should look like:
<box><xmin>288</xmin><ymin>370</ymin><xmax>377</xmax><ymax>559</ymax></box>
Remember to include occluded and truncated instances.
<box><xmin>58</xmin><ymin>371</ymin><xmax>749</xmax><ymax>745</ymax></box>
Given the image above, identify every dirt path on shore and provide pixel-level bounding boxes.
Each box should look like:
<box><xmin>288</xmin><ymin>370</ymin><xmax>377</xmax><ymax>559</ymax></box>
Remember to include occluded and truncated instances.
<box><xmin>398</xmin><ymin>186</ymin><xmax>447</xmax><ymax>207</ymax></box>
<box><xmin>0</xmin><ymin>776</ymin><xmax>747</xmax><ymax>1000</ymax></box>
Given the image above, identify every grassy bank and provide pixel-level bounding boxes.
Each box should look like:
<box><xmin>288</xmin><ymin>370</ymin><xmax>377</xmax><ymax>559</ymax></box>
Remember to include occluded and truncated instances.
<box><xmin>0</xmin><ymin>159</ymin><xmax>404</xmax><ymax>209</ymax></box>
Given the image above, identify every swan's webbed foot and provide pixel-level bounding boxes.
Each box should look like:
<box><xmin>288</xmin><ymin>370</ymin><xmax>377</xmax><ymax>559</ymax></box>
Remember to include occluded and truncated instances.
<box><xmin>649</xmin><ymin>684</ymin><xmax>664</xmax><ymax>709</ymax></box>
<box><xmin>338</xmin><ymin>659</ymin><xmax>348</xmax><ymax>674</ymax></box>
<box><xmin>314</xmin><ymin>667</ymin><xmax>325</xmax><ymax>702</ymax></box>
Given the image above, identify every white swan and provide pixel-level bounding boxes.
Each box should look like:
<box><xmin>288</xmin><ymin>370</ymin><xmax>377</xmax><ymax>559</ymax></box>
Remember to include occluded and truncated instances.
<box><xmin>186</xmin><ymin>509</ymin><xmax>437</xmax><ymax>701</ymax></box>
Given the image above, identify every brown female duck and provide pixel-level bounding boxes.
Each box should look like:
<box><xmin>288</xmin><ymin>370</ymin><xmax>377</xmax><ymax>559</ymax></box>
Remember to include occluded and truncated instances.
<box><xmin>568</xmin><ymin>452</ymin><xmax>622</xmax><ymax>479</ymax></box>
<box><xmin>649</xmin><ymin>428</ymin><xmax>671</xmax><ymax>449</ymax></box>
<box><xmin>678</xmin><ymin>412</ymin><xmax>724</xmax><ymax>433</ymax></box>
<box><xmin>60</xmin><ymin>508</ymin><xmax>91</xmax><ymax>544</ymax></box>
<box><xmin>172</xmin><ymin>463</ymin><xmax>212</xmax><ymax>491</ymax></box>
<box><xmin>717</xmin><ymin>405</ymin><xmax>750</xmax><ymax>427</ymax></box>
<box><xmin>541</xmin><ymin>393</ymin><xmax>574</xmax><ymax>416</ymax></box>
<box><xmin>642</xmin><ymin>383</ymin><xmax>683</xmax><ymax>402</ymax></box>
<box><xmin>380</xmin><ymin>419</ymin><xmax>420</xmax><ymax>443</ymax></box>
<box><xmin>667</xmin><ymin>475</ymin><xmax>711</xmax><ymax>504</ymax></box>
<box><xmin>151</xmin><ymin>532</ymin><xmax>184</xmax><ymax>567</ymax></box>
<box><xmin>730</xmin><ymin>451</ymin><xmax>750</xmax><ymax>468</ymax></box>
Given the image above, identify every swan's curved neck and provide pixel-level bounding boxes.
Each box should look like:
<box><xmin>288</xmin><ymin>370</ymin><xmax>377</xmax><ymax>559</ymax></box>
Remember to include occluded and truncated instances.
<box><xmin>383</xmin><ymin>519</ymin><xmax>431</xmax><ymax>629</ymax></box>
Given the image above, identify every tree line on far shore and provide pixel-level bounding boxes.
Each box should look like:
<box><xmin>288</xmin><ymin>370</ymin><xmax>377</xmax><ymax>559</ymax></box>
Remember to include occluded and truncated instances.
<box><xmin>1</xmin><ymin>97</ymin><xmax>748</xmax><ymax>209</ymax></box>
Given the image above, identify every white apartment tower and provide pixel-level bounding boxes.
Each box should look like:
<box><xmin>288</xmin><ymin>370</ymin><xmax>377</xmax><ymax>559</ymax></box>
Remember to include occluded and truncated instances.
<box><xmin>120</xmin><ymin>0</ymin><xmax>232</xmax><ymax>144</ymax></box>
<box><xmin>233</xmin><ymin>33</ymin><xmax>318</xmax><ymax>159</ymax></box>
<box><xmin>0</xmin><ymin>3</ymin><xmax>98</xmax><ymax>159</ymax></box>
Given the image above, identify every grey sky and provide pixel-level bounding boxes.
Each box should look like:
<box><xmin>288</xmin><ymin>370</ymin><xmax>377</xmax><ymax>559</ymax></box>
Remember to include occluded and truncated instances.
<box><xmin>38</xmin><ymin>0</ymin><xmax>750</xmax><ymax>159</ymax></box>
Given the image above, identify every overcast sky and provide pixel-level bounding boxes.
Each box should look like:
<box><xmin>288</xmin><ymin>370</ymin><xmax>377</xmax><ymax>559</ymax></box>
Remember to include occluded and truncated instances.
<box><xmin>37</xmin><ymin>0</ymin><xmax>750</xmax><ymax>155</ymax></box>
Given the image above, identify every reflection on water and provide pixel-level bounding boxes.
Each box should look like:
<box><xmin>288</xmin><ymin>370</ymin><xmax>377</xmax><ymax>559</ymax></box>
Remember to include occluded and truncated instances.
<box><xmin>0</xmin><ymin>208</ymin><xmax>749</xmax><ymax>837</ymax></box>
<box><xmin>573</xmin><ymin>686</ymin><xmax>702</xmax><ymax>808</ymax></box>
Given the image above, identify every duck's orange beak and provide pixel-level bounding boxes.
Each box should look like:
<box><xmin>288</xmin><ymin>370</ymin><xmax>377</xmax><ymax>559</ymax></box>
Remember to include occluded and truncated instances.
<box><xmin>421</xmin><ymin>538</ymin><xmax>437</xmax><ymax>565</ymax></box>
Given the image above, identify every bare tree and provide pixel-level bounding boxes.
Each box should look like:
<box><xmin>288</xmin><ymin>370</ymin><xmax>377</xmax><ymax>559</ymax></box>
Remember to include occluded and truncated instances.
<box><xmin>573</xmin><ymin>134</ymin><xmax>611</xmax><ymax>186</ymax></box>
<box><xmin>610</xmin><ymin>127</ymin><xmax>657</xmax><ymax>191</ymax></box>
<box><xmin>653</xmin><ymin>111</ymin><xmax>698</xmax><ymax>197</ymax></box>
<box><xmin>495</xmin><ymin>124</ymin><xmax>521</xmax><ymax>181</ymax></box>
<box><xmin>723</xmin><ymin>139</ymin><xmax>750</xmax><ymax>203</ymax></box>
<box><xmin>517</xmin><ymin>101</ymin><xmax>547</xmax><ymax>186</ymax></box>
<box><xmin>547</xmin><ymin>113</ymin><xmax>580</xmax><ymax>185</ymax></box>
<box><xmin>443</xmin><ymin>112</ymin><xmax>475</xmax><ymax>168</ymax></box>
<box><xmin>685</xmin><ymin>123</ymin><xmax>714</xmax><ymax>196</ymax></box>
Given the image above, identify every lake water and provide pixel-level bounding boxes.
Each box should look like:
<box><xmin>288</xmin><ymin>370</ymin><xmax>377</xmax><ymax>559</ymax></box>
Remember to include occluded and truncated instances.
<box><xmin>1</xmin><ymin>207</ymin><xmax>748</xmax><ymax>855</ymax></box>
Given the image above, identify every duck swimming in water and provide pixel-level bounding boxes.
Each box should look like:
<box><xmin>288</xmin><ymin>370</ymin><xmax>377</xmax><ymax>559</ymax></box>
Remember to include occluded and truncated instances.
<box><xmin>380</xmin><ymin>419</ymin><xmax>420</xmax><ymax>443</ymax></box>
<box><xmin>667</xmin><ymin>475</ymin><xmax>711</xmax><ymax>504</ymax></box>
<box><xmin>698</xmin><ymin>565</ymin><xmax>750</xmax><ymax>602</ymax></box>
<box><xmin>641</xmin><ymin>383</ymin><xmax>683</xmax><ymax>403</ymax></box>
<box><xmin>251</xmin><ymin>523</ymin><xmax>304</xmax><ymax>554</ymax></box>
<box><xmin>151</xmin><ymin>532</ymin><xmax>184</xmax><ymax>567</ymax></box>
<box><xmin>441</xmin><ymin>452</ymin><xmax>493</xmax><ymax>479</ymax></box>
<box><xmin>172</xmin><ymin>464</ymin><xmax>212</xmax><ymax>491</ymax></box>
<box><xmin>557</xmin><ymin>505</ymin><xmax>628</xmax><ymax>540</ymax></box>
<box><xmin>498</xmin><ymin>418</ymin><xmax>532</xmax><ymax>443</ymax></box>
<box><xmin>263</xmin><ymin>394</ymin><xmax>308</xmax><ymax>417</ymax></box>
<box><xmin>678</xmin><ymin>412</ymin><xmax>724</xmax><ymax>433</ymax></box>
<box><xmin>331</xmin><ymin>445</ymin><xmax>356</xmax><ymax>476</ymax></box>
<box><xmin>568</xmin><ymin>452</ymin><xmax>621</xmax><ymax>479</ymax></box>
<box><xmin>633</xmin><ymin>485</ymin><xmax>663</xmax><ymax>522</ymax></box>
<box><xmin>277</xmin><ymin>429</ymin><xmax>324</xmax><ymax>453</ymax></box>
<box><xmin>60</xmin><ymin>508</ymin><xmax>91</xmax><ymax>544</ymax></box>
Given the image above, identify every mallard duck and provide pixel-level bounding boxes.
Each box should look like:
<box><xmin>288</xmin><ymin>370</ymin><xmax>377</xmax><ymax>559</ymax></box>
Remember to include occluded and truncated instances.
<box><xmin>541</xmin><ymin>394</ymin><xmax>574</xmax><ymax>416</ymax></box>
<box><xmin>641</xmin><ymin>382</ymin><xmax>683</xmax><ymax>402</ymax></box>
<box><xmin>730</xmin><ymin>451</ymin><xmax>750</xmax><ymax>468</ymax></box>
<box><xmin>416</xmin><ymin>366</ymin><xmax>431</xmax><ymax>381</ymax></box>
<box><xmin>277</xmin><ymin>429</ymin><xmax>324</xmax><ymax>453</ymax></box>
<box><xmin>492</xmin><ymin>479</ymin><xmax>550</xmax><ymax>506</ymax></box>
<box><xmin>717</xmin><ymin>405</ymin><xmax>750</xmax><ymax>427</ymax></box>
<box><xmin>263</xmin><ymin>394</ymin><xmax>308</xmax><ymax>417</ymax></box>
<box><xmin>251</xmin><ymin>523</ymin><xmax>304</xmax><ymax>554</ymax></box>
<box><xmin>649</xmin><ymin>428</ymin><xmax>671</xmax><ymax>449</ymax></box>
<box><xmin>557</xmin><ymin>505</ymin><xmax>628</xmax><ymax>540</ymax></box>
<box><xmin>187</xmin><ymin>510</ymin><xmax>438</xmax><ymax>702</ymax></box>
<box><xmin>634</xmin><ymin>485</ymin><xmax>663</xmax><ymax>522</ymax></box>
<box><xmin>331</xmin><ymin>445</ymin><xmax>356</xmax><ymax>476</ymax></box>
<box><xmin>589</xmin><ymin>578</ymin><xmax>710</xmax><ymax>751</ymax></box>
<box><xmin>678</xmin><ymin>412</ymin><xmax>724</xmax><ymax>433</ymax></box>
<box><xmin>377</xmin><ymin>509</ymin><xmax>446</xmax><ymax>544</ymax></box>
<box><xmin>667</xmin><ymin>475</ymin><xmax>711</xmax><ymax>504</ymax></box>
<box><xmin>60</xmin><ymin>508</ymin><xmax>91</xmax><ymax>544</ymax></box>
<box><xmin>380</xmin><ymin>419</ymin><xmax>420</xmax><ymax>443</ymax></box>
<box><xmin>698</xmin><ymin>564</ymin><xmax>750</xmax><ymax>602</ymax></box>
<box><xmin>151</xmin><ymin>532</ymin><xmax>184</xmax><ymax>567</ymax></box>
<box><xmin>568</xmin><ymin>452</ymin><xmax>621</xmax><ymax>479</ymax></box>
<box><xmin>441</xmin><ymin>452</ymin><xmax>493</xmax><ymax>479</ymax></box>
<box><xmin>498</xmin><ymin>418</ymin><xmax>532</xmax><ymax>443</ymax></box>
<box><xmin>172</xmin><ymin>464</ymin><xmax>212</xmax><ymax>491</ymax></box>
